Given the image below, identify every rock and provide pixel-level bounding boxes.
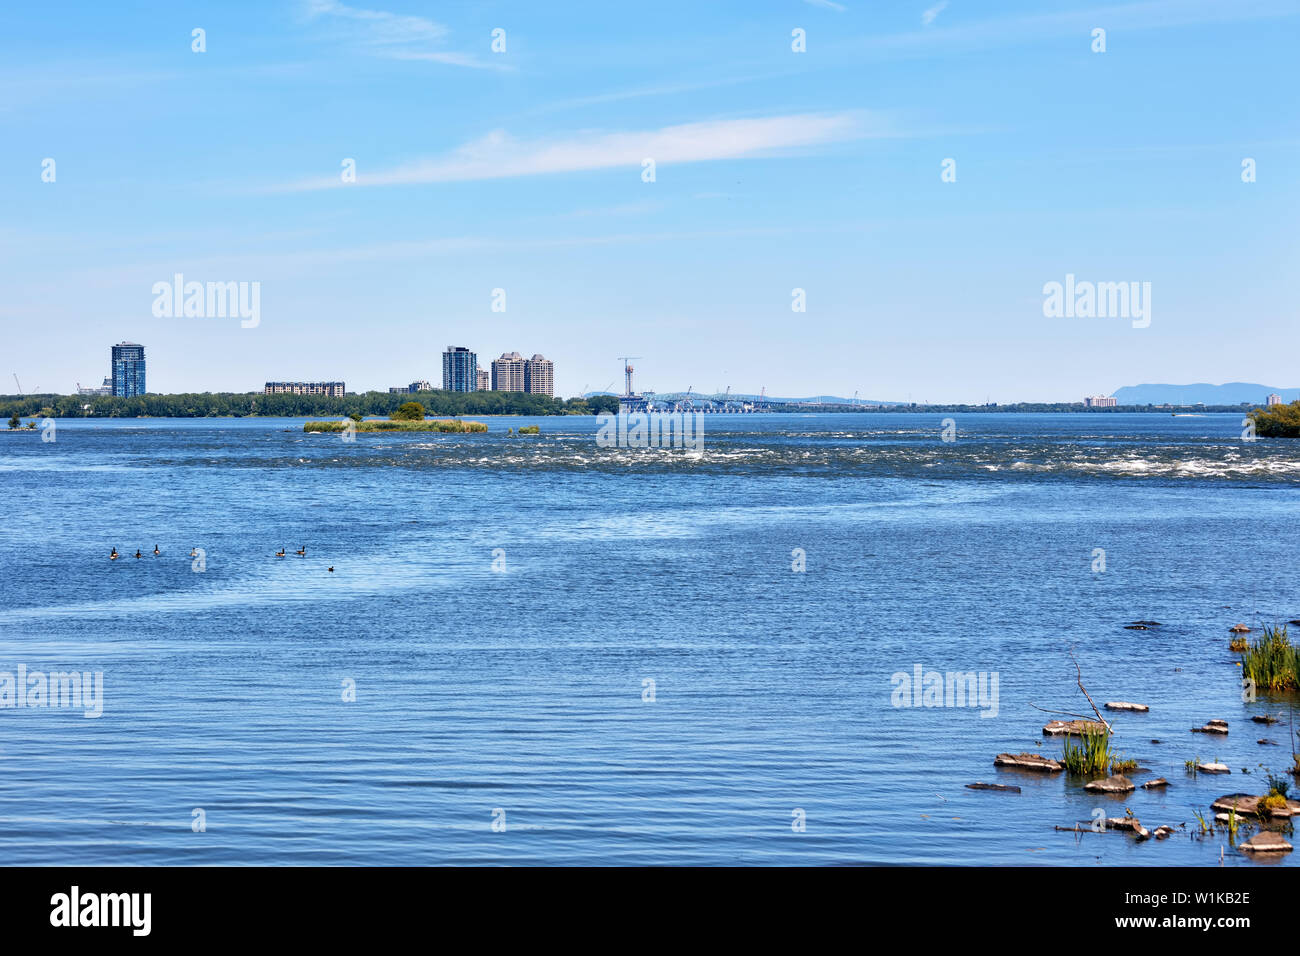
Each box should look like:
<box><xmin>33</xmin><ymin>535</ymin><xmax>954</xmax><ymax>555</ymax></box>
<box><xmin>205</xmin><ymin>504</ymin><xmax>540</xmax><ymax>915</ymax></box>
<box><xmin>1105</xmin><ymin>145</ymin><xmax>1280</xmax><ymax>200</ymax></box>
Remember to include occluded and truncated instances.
<box><xmin>1106</xmin><ymin>816</ymin><xmax>1143</xmax><ymax>831</ymax></box>
<box><xmin>994</xmin><ymin>753</ymin><xmax>1063</xmax><ymax>772</ymax></box>
<box><xmin>1288</xmin><ymin>619</ymin><xmax>1300</xmax><ymax>626</ymax></box>
<box><xmin>966</xmin><ymin>782</ymin><xmax>1021</xmax><ymax>792</ymax></box>
<box><xmin>1142</xmin><ymin>778</ymin><xmax>1169</xmax><ymax>789</ymax></box>
<box><xmin>1127</xmin><ymin>620</ymin><xmax>1162</xmax><ymax>627</ymax></box>
<box><xmin>1043</xmin><ymin>719</ymin><xmax>1108</xmax><ymax>737</ymax></box>
<box><xmin>1134</xmin><ymin>825</ymin><xmax>1151</xmax><ymax>841</ymax></box>
<box><xmin>1104</xmin><ymin>701</ymin><xmax>1149</xmax><ymax>712</ymax></box>
<box><xmin>1229</xmin><ymin>624</ymin><xmax>1251</xmax><ymax>633</ymax></box>
<box><xmin>1197</xmin><ymin>763</ymin><xmax>1231</xmax><ymax>774</ymax></box>
<box><xmin>1150</xmin><ymin>739</ymin><xmax>1161</xmax><ymax>744</ymax></box>
<box><xmin>1258</xmin><ymin>738</ymin><xmax>1277</xmax><ymax>746</ymax></box>
<box><xmin>1192</xmin><ymin>720</ymin><xmax>1229</xmax><ymax>735</ymax></box>
<box><xmin>1251</xmin><ymin>715</ymin><xmax>1278</xmax><ymax>724</ymax></box>
<box><xmin>1124</xmin><ymin>624</ymin><xmax>1149</xmax><ymax>630</ymax></box>
<box><xmin>1239</xmin><ymin>832</ymin><xmax>1293</xmax><ymax>853</ymax></box>
<box><xmin>1211</xmin><ymin>794</ymin><xmax>1300</xmax><ymax>818</ymax></box>
<box><xmin>1085</xmin><ymin>774</ymin><xmax>1136</xmax><ymax>793</ymax></box>
<box><xmin>1153</xmin><ymin>826</ymin><xmax>1175</xmax><ymax>839</ymax></box>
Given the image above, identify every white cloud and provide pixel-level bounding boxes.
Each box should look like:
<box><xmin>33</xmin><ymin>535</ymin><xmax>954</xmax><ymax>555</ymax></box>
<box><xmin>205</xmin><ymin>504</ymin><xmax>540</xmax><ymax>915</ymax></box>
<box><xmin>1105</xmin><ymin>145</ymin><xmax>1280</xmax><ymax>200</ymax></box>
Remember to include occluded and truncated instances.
<box><xmin>301</xmin><ymin>0</ymin><xmax>502</xmax><ymax>69</ymax></box>
<box><xmin>921</xmin><ymin>1</ymin><xmax>949</xmax><ymax>26</ymax></box>
<box><xmin>804</xmin><ymin>0</ymin><xmax>847</xmax><ymax>11</ymax></box>
<box><xmin>280</xmin><ymin>111</ymin><xmax>887</xmax><ymax>191</ymax></box>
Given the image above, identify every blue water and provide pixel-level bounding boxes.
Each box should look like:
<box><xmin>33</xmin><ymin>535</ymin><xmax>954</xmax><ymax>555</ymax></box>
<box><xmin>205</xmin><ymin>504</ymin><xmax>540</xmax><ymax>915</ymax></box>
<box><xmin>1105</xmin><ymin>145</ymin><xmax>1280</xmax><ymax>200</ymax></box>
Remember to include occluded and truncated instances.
<box><xmin>1</xmin><ymin>413</ymin><xmax>1297</xmax><ymax>865</ymax></box>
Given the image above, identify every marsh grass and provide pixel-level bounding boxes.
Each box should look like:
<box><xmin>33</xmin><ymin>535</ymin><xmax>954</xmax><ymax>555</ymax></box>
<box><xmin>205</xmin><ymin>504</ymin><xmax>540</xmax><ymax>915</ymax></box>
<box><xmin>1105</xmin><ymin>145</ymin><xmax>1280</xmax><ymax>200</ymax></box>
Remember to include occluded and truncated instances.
<box><xmin>1241</xmin><ymin>625</ymin><xmax>1300</xmax><ymax>692</ymax></box>
<box><xmin>1062</xmin><ymin>726</ymin><xmax>1113</xmax><ymax>776</ymax></box>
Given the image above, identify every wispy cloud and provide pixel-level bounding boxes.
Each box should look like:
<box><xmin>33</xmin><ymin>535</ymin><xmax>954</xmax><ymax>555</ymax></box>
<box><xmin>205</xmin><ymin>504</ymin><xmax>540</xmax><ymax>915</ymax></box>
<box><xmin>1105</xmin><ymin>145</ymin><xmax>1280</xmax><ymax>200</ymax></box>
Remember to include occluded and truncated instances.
<box><xmin>921</xmin><ymin>2</ymin><xmax>949</xmax><ymax>26</ymax></box>
<box><xmin>278</xmin><ymin>111</ymin><xmax>887</xmax><ymax>191</ymax></box>
<box><xmin>804</xmin><ymin>0</ymin><xmax>847</xmax><ymax>11</ymax></box>
<box><xmin>300</xmin><ymin>0</ymin><xmax>505</xmax><ymax>69</ymax></box>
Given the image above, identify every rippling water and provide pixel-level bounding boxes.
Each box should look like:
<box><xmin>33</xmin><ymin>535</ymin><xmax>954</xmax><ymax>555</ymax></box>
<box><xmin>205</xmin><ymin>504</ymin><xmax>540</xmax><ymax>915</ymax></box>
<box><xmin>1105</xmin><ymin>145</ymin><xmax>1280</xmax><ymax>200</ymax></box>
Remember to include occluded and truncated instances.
<box><xmin>1</xmin><ymin>413</ymin><xmax>1297</xmax><ymax>865</ymax></box>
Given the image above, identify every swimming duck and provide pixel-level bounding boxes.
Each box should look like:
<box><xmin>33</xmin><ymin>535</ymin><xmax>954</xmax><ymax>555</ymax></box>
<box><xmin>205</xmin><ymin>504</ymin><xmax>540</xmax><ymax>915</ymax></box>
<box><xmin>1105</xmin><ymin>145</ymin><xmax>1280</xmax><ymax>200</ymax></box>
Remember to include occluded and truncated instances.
<box><xmin>276</xmin><ymin>548</ymin><xmax>286</xmax><ymax>557</ymax></box>
<box><xmin>110</xmin><ymin>548</ymin><xmax>119</xmax><ymax>560</ymax></box>
<box><xmin>134</xmin><ymin>550</ymin><xmax>142</xmax><ymax>559</ymax></box>
<box><xmin>295</xmin><ymin>546</ymin><xmax>306</xmax><ymax>556</ymax></box>
<box><xmin>189</xmin><ymin>548</ymin><xmax>198</xmax><ymax>557</ymax></box>
<box><xmin>327</xmin><ymin>566</ymin><xmax>334</xmax><ymax>572</ymax></box>
<box><xmin>153</xmin><ymin>545</ymin><xmax>160</xmax><ymax>556</ymax></box>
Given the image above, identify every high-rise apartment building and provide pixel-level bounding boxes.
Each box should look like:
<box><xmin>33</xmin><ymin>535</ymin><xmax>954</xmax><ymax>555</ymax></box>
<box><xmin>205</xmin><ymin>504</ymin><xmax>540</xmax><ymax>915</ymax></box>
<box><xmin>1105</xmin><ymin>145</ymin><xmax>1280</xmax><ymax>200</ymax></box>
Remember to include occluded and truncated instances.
<box><xmin>111</xmin><ymin>342</ymin><xmax>147</xmax><ymax>396</ymax></box>
<box><xmin>491</xmin><ymin>352</ymin><xmax>526</xmax><ymax>392</ymax></box>
<box><xmin>524</xmin><ymin>354</ymin><xmax>554</xmax><ymax>397</ymax></box>
<box><xmin>1267</xmin><ymin>393</ymin><xmax>1283</xmax><ymax>406</ymax></box>
<box><xmin>476</xmin><ymin>366</ymin><xmax>490</xmax><ymax>391</ymax></box>
<box><xmin>1084</xmin><ymin>395</ymin><xmax>1118</xmax><ymax>407</ymax></box>
<box><xmin>264</xmin><ymin>382</ymin><xmax>345</xmax><ymax>397</ymax></box>
<box><xmin>442</xmin><ymin>347</ymin><xmax>477</xmax><ymax>392</ymax></box>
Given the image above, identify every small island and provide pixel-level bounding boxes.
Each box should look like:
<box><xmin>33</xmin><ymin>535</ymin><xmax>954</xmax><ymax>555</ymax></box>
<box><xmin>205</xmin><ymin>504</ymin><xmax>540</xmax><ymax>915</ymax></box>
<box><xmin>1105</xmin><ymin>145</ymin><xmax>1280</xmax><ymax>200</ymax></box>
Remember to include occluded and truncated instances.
<box><xmin>1249</xmin><ymin>400</ymin><xmax>1300</xmax><ymax>437</ymax></box>
<box><xmin>304</xmin><ymin>402</ymin><xmax>488</xmax><ymax>433</ymax></box>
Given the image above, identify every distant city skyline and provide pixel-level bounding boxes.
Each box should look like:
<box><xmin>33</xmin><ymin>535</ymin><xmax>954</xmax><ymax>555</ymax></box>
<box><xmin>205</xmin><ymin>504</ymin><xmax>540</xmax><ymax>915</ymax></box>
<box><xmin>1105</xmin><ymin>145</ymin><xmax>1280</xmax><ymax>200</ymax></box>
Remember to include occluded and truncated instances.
<box><xmin>2</xmin><ymin>1</ymin><xmax>1296</xmax><ymax>400</ymax></box>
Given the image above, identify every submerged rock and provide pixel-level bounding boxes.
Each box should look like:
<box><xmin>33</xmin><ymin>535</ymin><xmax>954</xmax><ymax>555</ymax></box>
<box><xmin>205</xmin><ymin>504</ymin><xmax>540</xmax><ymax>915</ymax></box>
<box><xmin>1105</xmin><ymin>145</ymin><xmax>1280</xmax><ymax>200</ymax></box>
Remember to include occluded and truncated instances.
<box><xmin>1141</xmin><ymin>778</ymin><xmax>1169</xmax><ymax>789</ymax></box>
<box><xmin>1153</xmin><ymin>825</ymin><xmax>1175</xmax><ymax>839</ymax></box>
<box><xmin>1104</xmin><ymin>701</ymin><xmax>1149</xmax><ymax>712</ymax></box>
<box><xmin>966</xmin><ymin>782</ymin><xmax>1021</xmax><ymax>792</ymax></box>
<box><xmin>1258</xmin><ymin>738</ymin><xmax>1278</xmax><ymax>746</ymax></box>
<box><xmin>1085</xmin><ymin>774</ymin><xmax>1135</xmax><ymax>793</ymax></box>
<box><xmin>1239</xmin><ymin>832</ymin><xmax>1293</xmax><ymax>854</ymax></box>
<box><xmin>1043</xmin><ymin>719</ymin><xmax>1108</xmax><ymax>737</ymax></box>
<box><xmin>1251</xmin><ymin>715</ymin><xmax>1278</xmax><ymax>725</ymax></box>
<box><xmin>1127</xmin><ymin>620</ymin><xmax>1162</xmax><ymax>628</ymax></box>
<box><xmin>994</xmin><ymin>753</ymin><xmax>1062</xmax><ymax>772</ymax></box>
<box><xmin>1192</xmin><ymin>719</ymin><xmax>1229</xmax><ymax>735</ymax></box>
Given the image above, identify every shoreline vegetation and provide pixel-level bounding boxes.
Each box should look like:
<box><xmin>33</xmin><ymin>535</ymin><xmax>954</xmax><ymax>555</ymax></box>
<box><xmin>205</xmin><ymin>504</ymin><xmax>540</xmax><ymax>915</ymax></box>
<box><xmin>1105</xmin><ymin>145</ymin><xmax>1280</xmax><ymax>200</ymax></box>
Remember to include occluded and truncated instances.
<box><xmin>0</xmin><ymin>391</ymin><xmax>1284</xmax><ymax>420</ymax></box>
<box><xmin>1249</xmin><ymin>400</ymin><xmax>1300</xmax><ymax>438</ymax></box>
<box><xmin>304</xmin><ymin>419</ymin><xmax>488</xmax><ymax>434</ymax></box>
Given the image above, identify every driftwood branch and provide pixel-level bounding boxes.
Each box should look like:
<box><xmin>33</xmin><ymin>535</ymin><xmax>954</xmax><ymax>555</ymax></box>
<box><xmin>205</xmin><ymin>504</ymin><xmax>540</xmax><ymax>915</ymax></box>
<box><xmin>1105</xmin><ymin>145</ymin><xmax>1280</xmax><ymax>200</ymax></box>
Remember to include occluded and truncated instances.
<box><xmin>1068</xmin><ymin>648</ymin><xmax>1112</xmax><ymax>731</ymax></box>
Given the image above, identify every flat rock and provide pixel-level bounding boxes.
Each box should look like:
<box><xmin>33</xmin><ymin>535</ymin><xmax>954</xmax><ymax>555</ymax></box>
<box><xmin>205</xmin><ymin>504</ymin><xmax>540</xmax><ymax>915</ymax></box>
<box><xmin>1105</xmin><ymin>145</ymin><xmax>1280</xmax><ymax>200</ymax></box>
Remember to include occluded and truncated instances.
<box><xmin>1192</xmin><ymin>720</ymin><xmax>1229</xmax><ymax>735</ymax></box>
<box><xmin>994</xmin><ymin>753</ymin><xmax>1063</xmax><ymax>772</ymax></box>
<box><xmin>1104</xmin><ymin>701</ymin><xmax>1149</xmax><ymax>712</ymax></box>
<box><xmin>1251</xmin><ymin>715</ymin><xmax>1278</xmax><ymax>724</ymax></box>
<box><xmin>1211</xmin><ymin>794</ymin><xmax>1300</xmax><ymax>818</ymax></box>
<box><xmin>1106</xmin><ymin>816</ymin><xmax>1143</xmax><ymax>831</ymax></box>
<box><xmin>1142</xmin><ymin>778</ymin><xmax>1169</xmax><ymax>789</ymax></box>
<box><xmin>1127</xmin><ymin>620</ymin><xmax>1162</xmax><ymax>627</ymax></box>
<box><xmin>1258</xmin><ymin>738</ymin><xmax>1278</xmax><ymax>746</ymax></box>
<box><xmin>1085</xmin><ymin>774</ymin><xmax>1135</xmax><ymax>793</ymax></box>
<box><xmin>1153</xmin><ymin>826</ymin><xmax>1175</xmax><ymax>839</ymax></box>
<box><xmin>1239</xmin><ymin>832</ymin><xmax>1293</xmax><ymax>853</ymax></box>
<box><xmin>1229</xmin><ymin>623</ymin><xmax>1251</xmax><ymax>633</ymax></box>
<box><xmin>1043</xmin><ymin>719</ymin><xmax>1108</xmax><ymax>737</ymax></box>
<box><xmin>966</xmin><ymin>782</ymin><xmax>1021</xmax><ymax>792</ymax></box>
<box><xmin>1197</xmin><ymin>762</ymin><xmax>1231</xmax><ymax>774</ymax></box>
<box><xmin>1123</xmin><ymin>624</ymin><xmax>1150</xmax><ymax>630</ymax></box>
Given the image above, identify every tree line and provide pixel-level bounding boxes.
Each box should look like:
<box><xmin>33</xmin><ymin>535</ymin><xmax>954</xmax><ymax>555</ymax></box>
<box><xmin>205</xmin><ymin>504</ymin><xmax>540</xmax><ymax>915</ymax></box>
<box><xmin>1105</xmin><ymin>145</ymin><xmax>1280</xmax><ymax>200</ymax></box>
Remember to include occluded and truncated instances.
<box><xmin>0</xmin><ymin>390</ymin><xmax>623</xmax><ymax>419</ymax></box>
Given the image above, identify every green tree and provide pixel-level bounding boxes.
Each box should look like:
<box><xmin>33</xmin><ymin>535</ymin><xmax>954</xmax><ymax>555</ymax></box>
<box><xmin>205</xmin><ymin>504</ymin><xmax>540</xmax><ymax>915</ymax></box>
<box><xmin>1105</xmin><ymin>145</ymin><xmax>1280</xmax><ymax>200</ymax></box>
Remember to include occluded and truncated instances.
<box><xmin>7</xmin><ymin>412</ymin><xmax>19</xmax><ymax>429</ymax></box>
<box><xmin>393</xmin><ymin>401</ymin><xmax>425</xmax><ymax>421</ymax></box>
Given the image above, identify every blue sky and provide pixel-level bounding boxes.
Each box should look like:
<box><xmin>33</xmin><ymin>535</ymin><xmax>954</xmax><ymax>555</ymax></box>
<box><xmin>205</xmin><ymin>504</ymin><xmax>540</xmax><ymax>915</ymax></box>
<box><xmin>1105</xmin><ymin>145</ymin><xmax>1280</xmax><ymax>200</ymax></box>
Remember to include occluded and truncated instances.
<box><xmin>2</xmin><ymin>0</ymin><xmax>1296</xmax><ymax>401</ymax></box>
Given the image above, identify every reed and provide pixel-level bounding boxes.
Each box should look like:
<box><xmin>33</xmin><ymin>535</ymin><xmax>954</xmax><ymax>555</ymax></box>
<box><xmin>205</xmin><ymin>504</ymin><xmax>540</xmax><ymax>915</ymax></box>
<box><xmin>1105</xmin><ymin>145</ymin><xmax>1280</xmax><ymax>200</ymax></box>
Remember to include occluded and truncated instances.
<box><xmin>1061</xmin><ymin>726</ymin><xmax>1113</xmax><ymax>776</ymax></box>
<box><xmin>1241</xmin><ymin>625</ymin><xmax>1300</xmax><ymax>692</ymax></box>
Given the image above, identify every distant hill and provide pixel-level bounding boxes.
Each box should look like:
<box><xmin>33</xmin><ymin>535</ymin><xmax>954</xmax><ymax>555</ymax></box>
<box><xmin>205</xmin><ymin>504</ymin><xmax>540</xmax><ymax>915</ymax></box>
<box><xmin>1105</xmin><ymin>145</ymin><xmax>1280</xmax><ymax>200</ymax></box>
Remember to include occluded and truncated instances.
<box><xmin>1112</xmin><ymin>383</ymin><xmax>1299</xmax><ymax>405</ymax></box>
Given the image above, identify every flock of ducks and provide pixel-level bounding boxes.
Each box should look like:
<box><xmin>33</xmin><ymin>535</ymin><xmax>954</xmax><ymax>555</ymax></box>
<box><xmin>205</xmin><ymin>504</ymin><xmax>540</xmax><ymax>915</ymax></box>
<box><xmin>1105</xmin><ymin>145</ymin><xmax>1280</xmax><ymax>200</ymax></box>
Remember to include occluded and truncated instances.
<box><xmin>109</xmin><ymin>545</ymin><xmax>334</xmax><ymax>572</ymax></box>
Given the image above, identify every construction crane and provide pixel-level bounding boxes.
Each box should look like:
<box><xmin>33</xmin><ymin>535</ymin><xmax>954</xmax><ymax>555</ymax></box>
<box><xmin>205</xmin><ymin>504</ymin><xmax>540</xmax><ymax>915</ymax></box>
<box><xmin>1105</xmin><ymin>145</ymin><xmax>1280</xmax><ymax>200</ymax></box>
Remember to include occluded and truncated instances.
<box><xmin>617</xmin><ymin>356</ymin><xmax>642</xmax><ymax>397</ymax></box>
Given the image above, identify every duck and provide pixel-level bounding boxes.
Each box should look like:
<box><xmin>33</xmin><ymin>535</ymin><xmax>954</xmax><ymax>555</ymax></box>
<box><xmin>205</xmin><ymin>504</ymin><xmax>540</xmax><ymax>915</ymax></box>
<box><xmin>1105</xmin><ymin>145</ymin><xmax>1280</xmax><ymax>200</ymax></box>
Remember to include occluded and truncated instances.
<box><xmin>134</xmin><ymin>550</ymin><xmax>142</xmax><ymax>559</ymax></box>
<box><xmin>275</xmin><ymin>548</ymin><xmax>286</xmax><ymax>557</ymax></box>
<box><xmin>153</xmin><ymin>545</ymin><xmax>161</xmax><ymax>556</ymax></box>
<box><xmin>295</xmin><ymin>545</ymin><xmax>306</xmax><ymax>556</ymax></box>
<box><xmin>110</xmin><ymin>548</ymin><xmax>119</xmax><ymax>560</ymax></box>
<box><xmin>327</xmin><ymin>566</ymin><xmax>334</xmax><ymax>572</ymax></box>
<box><xmin>189</xmin><ymin>548</ymin><xmax>198</xmax><ymax>557</ymax></box>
